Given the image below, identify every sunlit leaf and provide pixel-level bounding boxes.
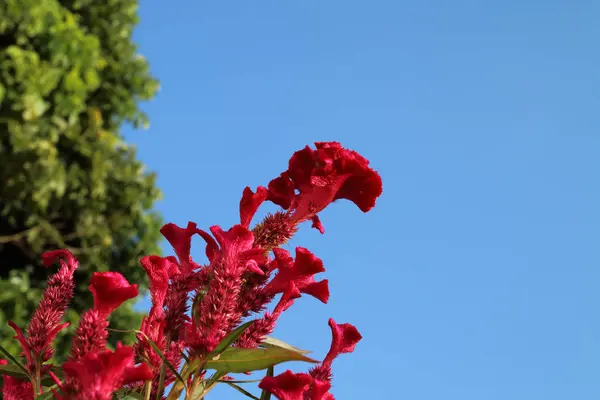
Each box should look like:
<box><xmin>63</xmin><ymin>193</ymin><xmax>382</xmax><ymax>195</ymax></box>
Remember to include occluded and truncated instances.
<box><xmin>206</xmin><ymin>347</ymin><xmax>317</xmax><ymax>373</ymax></box>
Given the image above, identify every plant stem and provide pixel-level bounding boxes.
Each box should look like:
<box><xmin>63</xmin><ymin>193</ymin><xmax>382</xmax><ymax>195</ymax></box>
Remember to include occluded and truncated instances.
<box><xmin>144</xmin><ymin>380</ymin><xmax>152</xmax><ymax>400</ymax></box>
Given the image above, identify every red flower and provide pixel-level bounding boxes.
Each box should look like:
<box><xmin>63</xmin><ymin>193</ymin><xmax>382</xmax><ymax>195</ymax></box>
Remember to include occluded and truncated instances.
<box><xmin>322</xmin><ymin>318</ymin><xmax>362</xmax><ymax>366</ymax></box>
<box><xmin>264</xmin><ymin>247</ymin><xmax>329</xmax><ymax>304</ymax></box>
<box><xmin>0</xmin><ymin>360</ymin><xmax>33</xmax><ymax>400</ymax></box>
<box><xmin>186</xmin><ymin>224</ymin><xmax>269</xmax><ymax>354</ymax></box>
<box><xmin>267</xmin><ymin>142</ymin><xmax>382</xmax><ymax>233</ymax></box>
<box><xmin>160</xmin><ymin>222</ymin><xmax>204</xmax><ymax>272</ymax></box>
<box><xmin>69</xmin><ymin>273</ymin><xmax>137</xmax><ymax>362</ymax></box>
<box><xmin>140</xmin><ymin>255</ymin><xmax>180</xmax><ymax>319</ymax></box>
<box><xmin>259</xmin><ymin>370</ymin><xmax>313</xmax><ymax>400</ymax></box>
<box><xmin>89</xmin><ymin>272</ymin><xmax>139</xmax><ymax>318</ymax></box>
<box><xmin>8</xmin><ymin>249</ymin><xmax>78</xmax><ymax>371</ymax></box>
<box><xmin>61</xmin><ymin>346</ymin><xmax>152</xmax><ymax>400</ymax></box>
<box><xmin>309</xmin><ymin>319</ymin><xmax>362</xmax><ymax>382</ymax></box>
<box><xmin>240</xmin><ymin>186</ymin><xmax>268</xmax><ymax>227</ymax></box>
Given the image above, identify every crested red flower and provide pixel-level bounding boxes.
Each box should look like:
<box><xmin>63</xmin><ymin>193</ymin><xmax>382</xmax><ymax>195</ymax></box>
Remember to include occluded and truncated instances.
<box><xmin>8</xmin><ymin>249</ymin><xmax>78</xmax><ymax>371</ymax></box>
<box><xmin>309</xmin><ymin>319</ymin><xmax>362</xmax><ymax>383</ymax></box>
<box><xmin>0</xmin><ymin>360</ymin><xmax>34</xmax><ymax>400</ymax></box>
<box><xmin>159</xmin><ymin>222</ymin><xmax>208</xmax><ymax>342</ymax></box>
<box><xmin>160</xmin><ymin>222</ymin><xmax>205</xmax><ymax>272</ymax></box>
<box><xmin>140</xmin><ymin>255</ymin><xmax>180</xmax><ymax>318</ymax></box>
<box><xmin>240</xmin><ymin>186</ymin><xmax>268</xmax><ymax>227</ymax></box>
<box><xmin>322</xmin><ymin>318</ymin><xmax>362</xmax><ymax>366</ymax></box>
<box><xmin>186</xmin><ymin>224</ymin><xmax>268</xmax><ymax>354</ymax></box>
<box><xmin>264</xmin><ymin>247</ymin><xmax>329</xmax><ymax>304</ymax></box>
<box><xmin>267</xmin><ymin>142</ymin><xmax>382</xmax><ymax>233</ymax></box>
<box><xmin>69</xmin><ymin>273</ymin><xmax>137</xmax><ymax>362</ymax></box>
<box><xmin>259</xmin><ymin>370</ymin><xmax>313</xmax><ymax>400</ymax></box>
<box><xmin>62</xmin><ymin>346</ymin><xmax>153</xmax><ymax>400</ymax></box>
<box><xmin>89</xmin><ymin>272</ymin><xmax>138</xmax><ymax>318</ymax></box>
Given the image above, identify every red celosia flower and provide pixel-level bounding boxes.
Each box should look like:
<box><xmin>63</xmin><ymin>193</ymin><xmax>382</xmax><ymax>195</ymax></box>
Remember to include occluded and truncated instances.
<box><xmin>264</xmin><ymin>247</ymin><xmax>329</xmax><ymax>304</ymax></box>
<box><xmin>258</xmin><ymin>370</ymin><xmax>313</xmax><ymax>400</ymax></box>
<box><xmin>0</xmin><ymin>360</ymin><xmax>33</xmax><ymax>400</ymax></box>
<box><xmin>240</xmin><ymin>186</ymin><xmax>269</xmax><ymax>227</ymax></box>
<box><xmin>322</xmin><ymin>318</ymin><xmax>362</xmax><ymax>366</ymax></box>
<box><xmin>160</xmin><ymin>222</ymin><xmax>208</xmax><ymax>341</ymax></box>
<box><xmin>70</xmin><ymin>272</ymin><xmax>138</xmax><ymax>362</ymax></box>
<box><xmin>187</xmin><ymin>224</ymin><xmax>268</xmax><ymax>354</ymax></box>
<box><xmin>160</xmin><ymin>222</ymin><xmax>204</xmax><ymax>272</ymax></box>
<box><xmin>136</xmin><ymin>255</ymin><xmax>180</xmax><ymax>384</ymax></box>
<box><xmin>309</xmin><ymin>319</ymin><xmax>362</xmax><ymax>382</ymax></box>
<box><xmin>8</xmin><ymin>249</ymin><xmax>78</xmax><ymax>371</ymax></box>
<box><xmin>61</xmin><ymin>346</ymin><xmax>153</xmax><ymax>400</ymax></box>
<box><xmin>139</xmin><ymin>255</ymin><xmax>180</xmax><ymax>319</ymax></box>
<box><xmin>267</xmin><ymin>142</ymin><xmax>382</xmax><ymax>233</ymax></box>
<box><xmin>260</xmin><ymin>319</ymin><xmax>361</xmax><ymax>400</ymax></box>
<box><xmin>89</xmin><ymin>272</ymin><xmax>139</xmax><ymax>318</ymax></box>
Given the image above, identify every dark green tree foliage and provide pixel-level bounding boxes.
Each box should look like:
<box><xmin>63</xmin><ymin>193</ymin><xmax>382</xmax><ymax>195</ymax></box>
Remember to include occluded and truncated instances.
<box><xmin>0</xmin><ymin>0</ymin><xmax>162</xmax><ymax>360</ymax></box>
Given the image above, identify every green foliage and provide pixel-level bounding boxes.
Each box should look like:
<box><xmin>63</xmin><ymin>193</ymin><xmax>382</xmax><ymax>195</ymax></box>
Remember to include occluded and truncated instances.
<box><xmin>0</xmin><ymin>0</ymin><xmax>161</xmax><ymax>360</ymax></box>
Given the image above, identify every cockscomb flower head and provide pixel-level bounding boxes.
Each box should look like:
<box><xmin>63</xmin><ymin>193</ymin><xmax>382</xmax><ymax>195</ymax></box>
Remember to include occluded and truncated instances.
<box><xmin>267</xmin><ymin>141</ymin><xmax>382</xmax><ymax>233</ymax></box>
<box><xmin>89</xmin><ymin>272</ymin><xmax>139</xmax><ymax>318</ymax></box>
<box><xmin>61</xmin><ymin>346</ymin><xmax>152</xmax><ymax>400</ymax></box>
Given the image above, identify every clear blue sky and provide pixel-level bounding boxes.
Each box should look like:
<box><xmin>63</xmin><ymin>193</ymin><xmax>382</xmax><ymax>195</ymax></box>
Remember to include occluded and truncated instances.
<box><xmin>123</xmin><ymin>1</ymin><xmax>600</xmax><ymax>399</ymax></box>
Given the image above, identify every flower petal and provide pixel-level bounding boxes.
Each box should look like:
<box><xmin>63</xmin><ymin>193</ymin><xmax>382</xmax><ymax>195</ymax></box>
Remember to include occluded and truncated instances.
<box><xmin>240</xmin><ymin>186</ymin><xmax>268</xmax><ymax>227</ymax></box>
<box><xmin>89</xmin><ymin>272</ymin><xmax>138</xmax><ymax>318</ymax></box>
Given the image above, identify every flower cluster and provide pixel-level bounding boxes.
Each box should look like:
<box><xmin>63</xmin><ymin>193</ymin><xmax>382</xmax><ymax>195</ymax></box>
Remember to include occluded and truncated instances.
<box><xmin>0</xmin><ymin>142</ymin><xmax>382</xmax><ymax>400</ymax></box>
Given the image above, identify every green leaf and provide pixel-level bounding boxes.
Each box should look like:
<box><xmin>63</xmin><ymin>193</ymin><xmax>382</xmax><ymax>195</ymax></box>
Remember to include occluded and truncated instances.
<box><xmin>0</xmin><ymin>343</ymin><xmax>31</xmax><ymax>379</ymax></box>
<box><xmin>203</xmin><ymin>378</ymin><xmax>262</xmax><ymax>384</ymax></box>
<box><xmin>261</xmin><ymin>336</ymin><xmax>311</xmax><ymax>355</ymax></box>
<box><xmin>208</xmin><ymin>320</ymin><xmax>256</xmax><ymax>359</ymax></box>
<box><xmin>260</xmin><ymin>366</ymin><xmax>274</xmax><ymax>400</ymax></box>
<box><xmin>225</xmin><ymin>382</ymin><xmax>260</xmax><ymax>400</ymax></box>
<box><xmin>205</xmin><ymin>347</ymin><xmax>317</xmax><ymax>374</ymax></box>
<box><xmin>0</xmin><ymin>363</ymin><xmax>30</xmax><ymax>380</ymax></box>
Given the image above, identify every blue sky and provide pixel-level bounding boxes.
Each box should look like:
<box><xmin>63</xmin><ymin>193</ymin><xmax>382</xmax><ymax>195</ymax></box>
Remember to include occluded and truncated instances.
<box><xmin>123</xmin><ymin>1</ymin><xmax>600</xmax><ymax>399</ymax></box>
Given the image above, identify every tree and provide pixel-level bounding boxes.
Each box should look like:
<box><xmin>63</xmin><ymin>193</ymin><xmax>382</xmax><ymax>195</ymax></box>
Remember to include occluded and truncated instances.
<box><xmin>0</xmin><ymin>0</ymin><xmax>162</xmax><ymax>360</ymax></box>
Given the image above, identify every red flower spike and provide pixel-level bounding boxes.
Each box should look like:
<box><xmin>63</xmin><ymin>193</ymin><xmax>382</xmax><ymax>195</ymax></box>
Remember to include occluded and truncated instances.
<box><xmin>322</xmin><ymin>318</ymin><xmax>363</xmax><ymax>367</ymax></box>
<box><xmin>89</xmin><ymin>272</ymin><xmax>138</xmax><ymax>318</ymax></box>
<box><xmin>240</xmin><ymin>186</ymin><xmax>268</xmax><ymax>227</ymax></box>
<box><xmin>259</xmin><ymin>370</ymin><xmax>313</xmax><ymax>400</ymax></box>
<box><xmin>7</xmin><ymin>249</ymin><xmax>78</xmax><ymax>372</ymax></box>
<box><xmin>140</xmin><ymin>255</ymin><xmax>179</xmax><ymax>318</ymax></box>
<box><xmin>68</xmin><ymin>310</ymin><xmax>109</xmax><ymax>362</ymax></box>
<box><xmin>236</xmin><ymin>282</ymin><xmax>301</xmax><ymax>349</ymax></box>
<box><xmin>0</xmin><ymin>360</ymin><xmax>33</xmax><ymax>400</ymax></box>
<box><xmin>62</xmin><ymin>346</ymin><xmax>153</xmax><ymax>400</ymax></box>
<box><xmin>265</xmin><ymin>247</ymin><xmax>329</xmax><ymax>304</ymax></box>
